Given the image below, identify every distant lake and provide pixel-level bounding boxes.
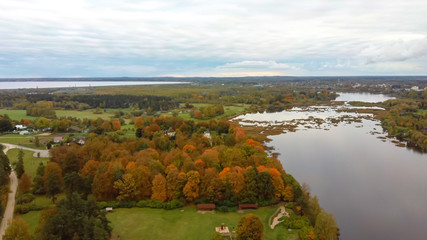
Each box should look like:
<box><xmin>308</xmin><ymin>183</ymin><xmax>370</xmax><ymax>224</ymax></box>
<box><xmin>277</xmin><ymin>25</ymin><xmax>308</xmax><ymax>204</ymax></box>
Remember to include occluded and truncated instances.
<box><xmin>235</xmin><ymin>92</ymin><xmax>426</xmax><ymax>240</ymax></box>
<box><xmin>0</xmin><ymin>81</ymin><xmax>188</xmax><ymax>90</ymax></box>
<box><xmin>335</xmin><ymin>92</ymin><xmax>395</xmax><ymax>102</ymax></box>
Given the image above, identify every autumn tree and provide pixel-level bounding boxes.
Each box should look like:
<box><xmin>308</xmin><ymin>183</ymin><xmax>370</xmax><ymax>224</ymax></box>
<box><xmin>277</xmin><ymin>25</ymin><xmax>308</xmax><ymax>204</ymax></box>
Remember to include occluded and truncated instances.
<box><xmin>269</xmin><ymin>168</ymin><xmax>285</xmax><ymax>200</ymax></box>
<box><xmin>112</xmin><ymin>118</ymin><xmax>121</xmax><ymax>131</ymax></box>
<box><xmin>151</xmin><ymin>173</ymin><xmax>167</xmax><ymax>202</ymax></box>
<box><xmin>43</xmin><ymin>162</ymin><xmax>63</xmax><ymax>202</ymax></box>
<box><xmin>3</xmin><ymin>217</ymin><xmax>32</xmax><ymax>240</ymax></box>
<box><xmin>200</xmin><ymin>168</ymin><xmax>223</xmax><ymax>202</ymax></box>
<box><xmin>114</xmin><ymin>173</ymin><xmax>138</xmax><ymax>201</ymax></box>
<box><xmin>166</xmin><ymin>167</ymin><xmax>180</xmax><ymax>200</ymax></box>
<box><xmin>19</xmin><ymin>172</ymin><xmax>31</xmax><ymax>193</ymax></box>
<box><xmin>129</xmin><ymin>166</ymin><xmax>152</xmax><ymax>200</ymax></box>
<box><xmin>183</xmin><ymin>170</ymin><xmax>200</xmax><ymax>202</ymax></box>
<box><xmin>236</xmin><ymin>214</ymin><xmax>264</xmax><ymax>240</ymax></box>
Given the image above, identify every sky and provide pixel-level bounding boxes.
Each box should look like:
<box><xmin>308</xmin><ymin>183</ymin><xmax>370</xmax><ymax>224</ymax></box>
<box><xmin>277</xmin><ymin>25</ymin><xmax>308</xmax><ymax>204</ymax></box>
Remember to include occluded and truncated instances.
<box><xmin>0</xmin><ymin>0</ymin><xmax>426</xmax><ymax>77</ymax></box>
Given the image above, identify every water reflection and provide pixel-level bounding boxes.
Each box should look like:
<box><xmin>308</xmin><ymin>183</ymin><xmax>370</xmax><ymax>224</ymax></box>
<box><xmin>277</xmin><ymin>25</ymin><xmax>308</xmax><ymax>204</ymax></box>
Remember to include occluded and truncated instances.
<box><xmin>235</xmin><ymin>92</ymin><xmax>426</xmax><ymax>240</ymax></box>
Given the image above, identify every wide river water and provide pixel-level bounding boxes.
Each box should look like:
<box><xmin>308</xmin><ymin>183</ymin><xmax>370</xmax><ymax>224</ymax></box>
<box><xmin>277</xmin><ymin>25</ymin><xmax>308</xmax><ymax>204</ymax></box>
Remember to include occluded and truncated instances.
<box><xmin>236</xmin><ymin>92</ymin><xmax>426</xmax><ymax>240</ymax></box>
<box><xmin>0</xmin><ymin>81</ymin><xmax>187</xmax><ymax>89</ymax></box>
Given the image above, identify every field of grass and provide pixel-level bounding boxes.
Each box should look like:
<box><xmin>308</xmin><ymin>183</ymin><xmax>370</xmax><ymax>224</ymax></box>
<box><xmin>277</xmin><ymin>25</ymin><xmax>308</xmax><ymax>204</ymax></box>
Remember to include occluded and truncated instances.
<box><xmin>19</xmin><ymin>210</ymin><xmax>41</xmax><ymax>234</ymax></box>
<box><xmin>6</xmin><ymin>149</ymin><xmax>49</xmax><ymax>178</ymax></box>
<box><xmin>107</xmin><ymin>206</ymin><xmax>298</xmax><ymax>240</ymax></box>
<box><xmin>0</xmin><ymin>109</ymin><xmax>37</xmax><ymax>121</ymax></box>
<box><xmin>0</xmin><ymin>134</ymin><xmax>49</xmax><ymax>150</ymax></box>
<box><xmin>173</xmin><ymin>104</ymin><xmax>249</xmax><ymax>121</ymax></box>
<box><xmin>56</xmin><ymin>109</ymin><xmax>115</xmax><ymax>120</ymax></box>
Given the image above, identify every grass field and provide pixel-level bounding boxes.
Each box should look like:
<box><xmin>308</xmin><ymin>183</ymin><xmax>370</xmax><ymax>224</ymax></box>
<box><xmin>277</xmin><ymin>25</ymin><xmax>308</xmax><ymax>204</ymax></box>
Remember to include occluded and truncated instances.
<box><xmin>0</xmin><ymin>134</ymin><xmax>52</xmax><ymax>149</ymax></box>
<box><xmin>56</xmin><ymin>109</ymin><xmax>115</xmax><ymax>120</ymax></box>
<box><xmin>107</xmin><ymin>206</ymin><xmax>298</xmax><ymax>240</ymax></box>
<box><xmin>6</xmin><ymin>149</ymin><xmax>49</xmax><ymax>178</ymax></box>
<box><xmin>0</xmin><ymin>109</ymin><xmax>37</xmax><ymax>121</ymax></box>
<box><xmin>19</xmin><ymin>211</ymin><xmax>41</xmax><ymax>234</ymax></box>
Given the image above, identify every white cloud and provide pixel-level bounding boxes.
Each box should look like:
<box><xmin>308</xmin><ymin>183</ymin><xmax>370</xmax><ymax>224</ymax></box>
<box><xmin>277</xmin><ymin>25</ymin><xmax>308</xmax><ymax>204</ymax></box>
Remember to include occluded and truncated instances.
<box><xmin>0</xmin><ymin>0</ymin><xmax>427</xmax><ymax>76</ymax></box>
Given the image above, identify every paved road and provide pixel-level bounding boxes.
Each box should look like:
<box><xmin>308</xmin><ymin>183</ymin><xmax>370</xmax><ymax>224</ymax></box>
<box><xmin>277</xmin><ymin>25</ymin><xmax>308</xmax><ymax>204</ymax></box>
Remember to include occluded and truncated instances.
<box><xmin>0</xmin><ymin>143</ymin><xmax>50</xmax><ymax>158</ymax></box>
<box><xmin>0</xmin><ymin>143</ymin><xmax>49</xmax><ymax>239</ymax></box>
<box><xmin>0</xmin><ymin>147</ymin><xmax>18</xmax><ymax>240</ymax></box>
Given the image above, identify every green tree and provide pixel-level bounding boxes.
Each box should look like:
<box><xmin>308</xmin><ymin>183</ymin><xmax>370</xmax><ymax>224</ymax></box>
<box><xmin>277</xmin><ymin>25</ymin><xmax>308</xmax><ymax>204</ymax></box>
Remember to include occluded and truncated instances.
<box><xmin>236</xmin><ymin>213</ymin><xmax>264</xmax><ymax>240</ymax></box>
<box><xmin>314</xmin><ymin>209</ymin><xmax>338</xmax><ymax>240</ymax></box>
<box><xmin>36</xmin><ymin>193</ymin><xmax>111</xmax><ymax>240</ymax></box>
<box><xmin>15</xmin><ymin>150</ymin><xmax>25</xmax><ymax>179</ymax></box>
<box><xmin>35</xmin><ymin>136</ymin><xmax>40</xmax><ymax>147</ymax></box>
<box><xmin>46</xmin><ymin>171</ymin><xmax>61</xmax><ymax>203</ymax></box>
<box><xmin>3</xmin><ymin>217</ymin><xmax>32</xmax><ymax>240</ymax></box>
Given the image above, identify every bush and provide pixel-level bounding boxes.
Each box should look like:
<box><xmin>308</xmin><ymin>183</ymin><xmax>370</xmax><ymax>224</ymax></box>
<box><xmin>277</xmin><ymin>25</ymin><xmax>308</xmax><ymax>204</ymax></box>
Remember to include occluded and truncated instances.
<box><xmin>118</xmin><ymin>201</ymin><xmax>136</xmax><ymax>208</ymax></box>
<box><xmin>165</xmin><ymin>200</ymin><xmax>183</xmax><ymax>210</ymax></box>
<box><xmin>15</xmin><ymin>204</ymin><xmax>30</xmax><ymax>214</ymax></box>
<box><xmin>257</xmin><ymin>199</ymin><xmax>279</xmax><ymax>207</ymax></box>
<box><xmin>16</xmin><ymin>193</ymin><xmax>35</xmax><ymax>205</ymax></box>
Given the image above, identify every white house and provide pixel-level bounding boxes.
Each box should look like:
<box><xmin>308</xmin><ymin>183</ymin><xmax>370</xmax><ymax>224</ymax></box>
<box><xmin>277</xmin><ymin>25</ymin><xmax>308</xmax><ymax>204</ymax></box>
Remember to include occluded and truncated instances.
<box><xmin>15</xmin><ymin>125</ymin><xmax>27</xmax><ymax>130</ymax></box>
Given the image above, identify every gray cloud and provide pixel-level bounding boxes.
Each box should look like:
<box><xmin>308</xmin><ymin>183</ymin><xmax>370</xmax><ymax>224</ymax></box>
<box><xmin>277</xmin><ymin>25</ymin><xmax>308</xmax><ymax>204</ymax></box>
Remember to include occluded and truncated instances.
<box><xmin>0</xmin><ymin>0</ymin><xmax>426</xmax><ymax>76</ymax></box>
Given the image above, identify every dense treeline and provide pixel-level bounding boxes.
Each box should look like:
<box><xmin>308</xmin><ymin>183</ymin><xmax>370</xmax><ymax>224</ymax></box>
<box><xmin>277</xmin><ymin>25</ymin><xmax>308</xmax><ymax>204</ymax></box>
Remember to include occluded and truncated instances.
<box><xmin>381</xmin><ymin>90</ymin><xmax>427</xmax><ymax>152</ymax></box>
<box><xmin>45</xmin><ymin>116</ymin><xmax>301</xmax><ymax>207</ymax></box>
<box><xmin>72</xmin><ymin>95</ymin><xmax>178</xmax><ymax>110</ymax></box>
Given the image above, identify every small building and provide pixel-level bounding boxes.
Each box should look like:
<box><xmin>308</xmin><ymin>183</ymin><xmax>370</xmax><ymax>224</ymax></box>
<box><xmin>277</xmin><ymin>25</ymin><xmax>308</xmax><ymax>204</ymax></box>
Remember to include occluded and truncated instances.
<box><xmin>19</xmin><ymin>130</ymin><xmax>29</xmax><ymax>135</ymax></box>
<box><xmin>15</xmin><ymin>125</ymin><xmax>27</xmax><ymax>130</ymax></box>
<box><xmin>203</xmin><ymin>130</ymin><xmax>211</xmax><ymax>140</ymax></box>
<box><xmin>215</xmin><ymin>223</ymin><xmax>231</xmax><ymax>237</ymax></box>
<box><xmin>77</xmin><ymin>137</ymin><xmax>86</xmax><ymax>145</ymax></box>
<box><xmin>53</xmin><ymin>136</ymin><xmax>64</xmax><ymax>143</ymax></box>
<box><xmin>197</xmin><ymin>203</ymin><xmax>216</xmax><ymax>211</ymax></box>
<box><xmin>239</xmin><ymin>203</ymin><xmax>258</xmax><ymax>210</ymax></box>
<box><xmin>105</xmin><ymin>207</ymin><xmax>113</xmax><ymax>213</ymax></box>
<box><xmin>166</xmin><ymin>127</ymin><xmax>176</xmax><ymax>137</ymax></box>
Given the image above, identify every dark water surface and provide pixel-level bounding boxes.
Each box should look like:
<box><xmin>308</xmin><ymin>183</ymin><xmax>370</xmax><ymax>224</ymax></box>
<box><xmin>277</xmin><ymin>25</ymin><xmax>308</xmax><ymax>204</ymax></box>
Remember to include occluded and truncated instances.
<box><xmin>237</xmin><ymin>93</ymin><xmax>426</xmax><ymax>240</ymax></box>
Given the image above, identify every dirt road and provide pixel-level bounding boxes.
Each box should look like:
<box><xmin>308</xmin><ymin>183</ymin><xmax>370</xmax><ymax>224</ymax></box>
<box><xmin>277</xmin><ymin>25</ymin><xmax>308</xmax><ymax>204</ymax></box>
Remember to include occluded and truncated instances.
<box><xmin>0</xmin><ymin>143</ymin><xmax>48</xmax><ymax>239</ymax></box>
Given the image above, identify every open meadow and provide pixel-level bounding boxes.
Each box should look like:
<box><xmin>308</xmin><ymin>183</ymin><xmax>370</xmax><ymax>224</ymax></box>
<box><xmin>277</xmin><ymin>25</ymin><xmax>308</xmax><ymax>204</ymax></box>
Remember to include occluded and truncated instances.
<box><xmin>107</xmin><ymin>206</ymin><xmax>298</xmax><ymax>240</ymax></box>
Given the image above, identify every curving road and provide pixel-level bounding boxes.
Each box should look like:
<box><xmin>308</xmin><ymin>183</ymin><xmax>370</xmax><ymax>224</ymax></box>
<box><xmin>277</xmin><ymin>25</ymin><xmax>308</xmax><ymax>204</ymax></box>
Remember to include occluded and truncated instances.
<box><xmin>0</xmin><ymin>143</ymin><xmax>49</xmax><ymax>239</ymax></box>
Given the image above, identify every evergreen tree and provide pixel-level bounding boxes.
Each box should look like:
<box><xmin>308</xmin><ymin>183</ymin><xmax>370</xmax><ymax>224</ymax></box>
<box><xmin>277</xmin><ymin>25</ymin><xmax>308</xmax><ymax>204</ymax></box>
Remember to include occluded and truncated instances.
<box><xmin>15</xmin><ymin>150</ymin><xmax>25</xmax><ymax>179</ymax></box>
<box><xmin>46</xmin><ymin>172</ymin><xmax>61</xmax><ymax>203</ymax></box>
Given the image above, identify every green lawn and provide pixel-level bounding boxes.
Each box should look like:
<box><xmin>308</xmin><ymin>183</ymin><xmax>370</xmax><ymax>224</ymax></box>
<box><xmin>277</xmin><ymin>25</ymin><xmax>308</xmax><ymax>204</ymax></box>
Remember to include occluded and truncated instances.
<box><xmin>0</xmin><ymin>109</ymin><xmax>37</xmax><ymax>121</ymax></box>
<box><xmin>7</xmin><ymin>149</ymin><xmax>49</xmax><ymax>178</ymax></box>
<box><xmin>107</xmin><ymin>206</ymin><xmax>298</xmax><ymax>240</ymax></box>
<box><xmin>0</xmin><ymin>134</ymin><xmax>49</xmax><ymax>150</ymax></box>
<box><xmin>56</xmin><ymin>109</ymin><xmax>114</xmax><ymax>120</ymax></box>
<box><xmin>174</xmin><ymin>104</ymin><xmax>249</xmax><ymax>121</ymax></box>
<box><xmin>19</xmin><ymin>210</ymin><xmax>41</xmax><ymax>234</ymax></box>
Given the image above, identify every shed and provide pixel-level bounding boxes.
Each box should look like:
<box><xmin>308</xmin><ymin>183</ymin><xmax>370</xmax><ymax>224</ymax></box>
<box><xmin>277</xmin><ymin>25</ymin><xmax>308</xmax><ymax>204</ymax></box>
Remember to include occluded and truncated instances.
<box><xmin>197</xmin><ymin>203</ymin><xmax>216</xmax><ymax>211</ymax></box>
<box><xmin>239</xmin><ymin>203</ymin><xmax>258</xmax><ymax>210</ymax></box>
<box><xmin>106</xmin><ymin>207</ymin><xmax>113</xmax><ymax>213</ymax></box>
<box><xmin>19</xmin><ymin>130</ymin><xmax>29</xmax><ymax>135</ymax></box>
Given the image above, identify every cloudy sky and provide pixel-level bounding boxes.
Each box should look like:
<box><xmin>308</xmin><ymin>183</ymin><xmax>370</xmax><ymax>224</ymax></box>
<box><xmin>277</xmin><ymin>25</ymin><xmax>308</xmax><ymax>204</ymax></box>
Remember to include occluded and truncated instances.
<box><xmin>0</xmin><ymin>0</ymin><xmax>426</xmax><ymax>77</ymax></box>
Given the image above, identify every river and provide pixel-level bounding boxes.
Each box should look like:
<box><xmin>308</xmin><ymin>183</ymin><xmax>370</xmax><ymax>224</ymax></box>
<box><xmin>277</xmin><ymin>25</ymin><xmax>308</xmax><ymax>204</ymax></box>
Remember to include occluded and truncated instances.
<box><xmin>0</xmin><ymin>81</ymin><xmax>188</xmax><ymax>89</ymax></box>
<box><xmin>235</xmin><ymin>92</ymin><xmax>426</xmax><ymax>240</ymax></box>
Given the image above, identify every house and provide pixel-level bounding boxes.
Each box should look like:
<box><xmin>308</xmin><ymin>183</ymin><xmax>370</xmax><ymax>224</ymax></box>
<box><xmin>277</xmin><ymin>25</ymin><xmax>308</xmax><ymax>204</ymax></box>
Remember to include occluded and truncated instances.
<box><xmin>19</xmin><ymin>130</ymin><xmax>29</xmax><ymax>135</ymax></box>
<box><xmin>203</xmin><ymin>130</ymin><xmax>211</xmax><ymax>140</ymax></box>
<box><xmin>196</xmin><ymin>203</ymin><xmax>216</xmax><ymax>211</ymax></box>
<box><xmin>215</xmin><ymin>223</ymin><xmax>231</xmax><ymax>237</ymax></box>
<box><xmin>166</xmin><ymin>127</ymin><xmax>176</xmax><ymax>137</ymax></box>
<box><xmin>53</xmin><ymin>136</ymin><xmax>64</xmax><ymax>143</ymax></box>
<box><xmin>15</xmin><ymin>125</ymin><xmax>27</xmax><ymax>130</ymax></box>
<box><xmin>77</xmin><ymin>137</ymin><xmax>86</xmax><ymax>145</ymax></box>
<box><xmin>238</xmin><ymin>203</ymin><xmax>258</xmax><ymax>210</ymax></box>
